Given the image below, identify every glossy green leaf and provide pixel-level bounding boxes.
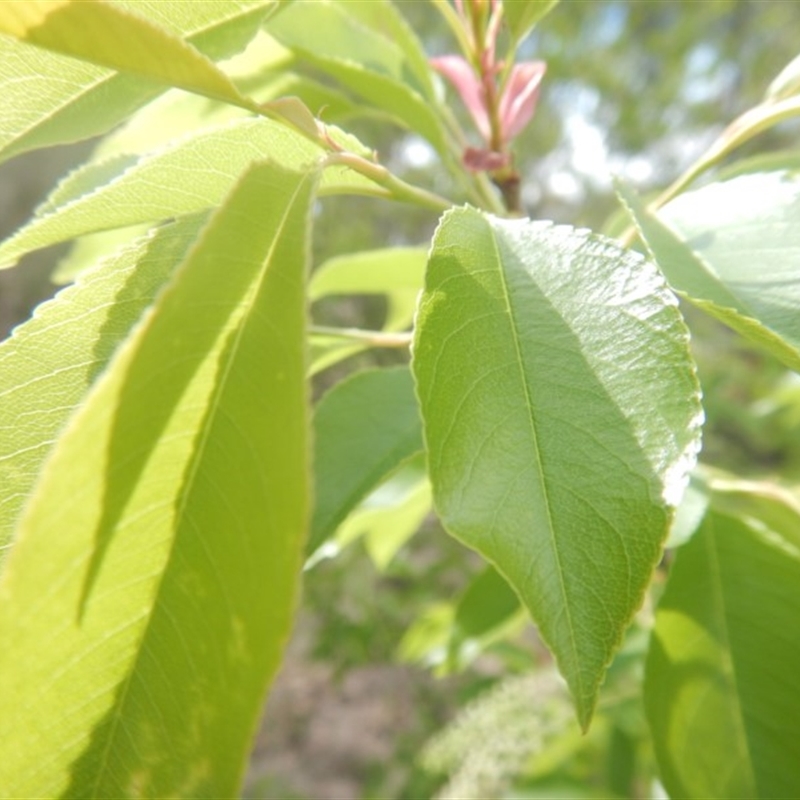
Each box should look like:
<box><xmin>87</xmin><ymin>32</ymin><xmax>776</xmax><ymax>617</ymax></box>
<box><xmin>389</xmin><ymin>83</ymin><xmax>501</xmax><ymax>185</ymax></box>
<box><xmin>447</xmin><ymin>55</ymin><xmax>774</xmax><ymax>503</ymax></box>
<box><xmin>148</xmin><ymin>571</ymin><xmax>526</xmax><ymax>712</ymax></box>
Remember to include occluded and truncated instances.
<box><xmin>0</xmin><ymin>215</ymin><xmax>206</xmax><ymax>560</ymax></box>
<box><xmin>266</xmin><ymin>0</ymin><xmax>449</xmax><ymax>154</ymax></box>
<box><xmin>0</xmin><ymin>117</ymin><xmax>381</xmax><ymax>269</ymax></box>
<box><xmin>645</xmin><ymin>495</ymin><xmax>800</xmax><ymax>798</ymax></box>
<box><xmin>0</xmin><ymin>160</ymin><xmax>317</xmax><ymax>796</ymax></box>
<box><xmin>309</xmin><ymin>366</ymin><xmax>424</xmax><ymax>556</ymax></box>
<box><xmin>503</xmin><ymin>0</ymin><xmax>561</xmax><ymax>46</ymax></box>
<box><xmin>0</xmin><ymin>0</ymin><xmax>274</xmax><ymax>163</ymax></box>
<box><xmin>619</xmin><ymin>175</ymin><xmax>800</xmax><ymax>371</ymax></box>
<box><xmin>413</xmin><ymin>208</ymin><xmax>703</xmax><ymax>727</ymax></box>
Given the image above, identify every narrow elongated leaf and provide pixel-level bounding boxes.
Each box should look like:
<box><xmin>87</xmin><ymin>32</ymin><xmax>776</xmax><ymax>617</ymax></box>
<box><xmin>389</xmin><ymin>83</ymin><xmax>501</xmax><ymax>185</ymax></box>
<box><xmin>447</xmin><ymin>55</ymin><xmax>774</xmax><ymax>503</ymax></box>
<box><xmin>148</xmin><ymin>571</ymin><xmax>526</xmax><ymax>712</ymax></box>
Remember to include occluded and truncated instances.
<box><xmin>646</xmin><ymin>496</ymin><xmax>800</xmax><ymax>798</ymax></box>
<box><xmin>0</xmin><ymin>215</ymin><xmax>206</xmax><ymax>557</ymax></box>
<box><xmin>0</xmin><ymin>160</ymin><xmax>317</xmax><ymax>797</ymax></box>
<box><xmin>0</xmin><ymin>0</ymin><xmax>260</xmax><ymax>113</ymax></box>
<box><xmin>309</xmin><ymin>366</ymin><xmax>424</xmax><ymax>556</ymax></box>
<box><xmin>0</xmin><ymin>117</ymin><xmax>381</xmax><ymax>269</ymax></box>
<box><xmin>503</xmin><ymin>0</ymin><xmax>561</xmax><ymax>46</ymax></box>
<box><xmin>767</xmin><ymin>53</ymin><xmax>800</xmax><ymax>102</ymax></box>
<box><xmin>267</xmin><ymin>0</ymin><xmax>449</xmax><ymax>154</ymax></box>
<box><xmin>333</xmin><ymin>0</ymin><xmax>438</xmax><ymax>101</ymax></box>
<box><xmin>619</xmin><ymin>176</ymin><xmax>800</xmax><ymax>371</ymax></box>
<box><xmin>413</xmin><ymin>208</ymin><xmax>702</xmax><ymax>727</ymax></box>
<box><xmin>0</xmin><ymin>0</ymin><xmax>273</xmax><ymax>162</ymax></box>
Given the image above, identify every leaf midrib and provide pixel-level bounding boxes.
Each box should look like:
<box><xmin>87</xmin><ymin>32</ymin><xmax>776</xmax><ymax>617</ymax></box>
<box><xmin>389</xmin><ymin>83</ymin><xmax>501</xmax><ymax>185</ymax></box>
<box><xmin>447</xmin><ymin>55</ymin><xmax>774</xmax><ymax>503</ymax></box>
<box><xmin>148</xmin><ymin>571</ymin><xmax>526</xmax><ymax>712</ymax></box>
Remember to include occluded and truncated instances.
<box><xmin>487</xmin><ymin>222</ymin><xmax>584</xmax><ymax>709</ymax></box>
<box><xmin>89</xmin><ymin>169</ymin><xmax>313</xmax><ymax>797</ymax></box>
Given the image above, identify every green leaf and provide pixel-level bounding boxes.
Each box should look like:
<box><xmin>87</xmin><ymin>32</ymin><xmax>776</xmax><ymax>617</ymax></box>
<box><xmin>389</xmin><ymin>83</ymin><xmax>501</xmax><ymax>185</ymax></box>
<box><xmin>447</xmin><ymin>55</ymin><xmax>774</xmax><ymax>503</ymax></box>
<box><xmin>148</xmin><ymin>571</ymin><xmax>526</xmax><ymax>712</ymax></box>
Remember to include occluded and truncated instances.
<box><xmin>334</xmin><ymin>455</ymin><xmax>431</xmax><ymax>570</ymax></box>
<box><xmin>503</xmin><ymin>0</ymin><xmax>561</xmax><ymax>46</ymax></box>
<box><xmin>619</xmin><ymin>175</ymin><xmax>800</xmax><ymax>372</ymax></box>
<box><xmin>309</xmin><ymin>366</ymin><xmax>424</xmax><ymax>556</ymax></box>
<box><xmin>311</xmin><ymin>245</ymin><xmax>427</xmax><ymax>331</ymax></box>
<box><xmin>0</xmin><ymin>0</ymin><xmax>274</xmax><ymax>163</ymax></box>
<box><xmin>332</xmin><ymin>0</ymin><xmax>438</xmax><ymax>101</ymax></box>
<box><xmin>454</xmin><ymin>565</ymin><xmax>521</xmax><ymax>642</ymax></box>
<box><xmin>266</xmin><ymin>0</ymin><xmax>449</xmax><ymax>154</ymax></box>
<box><xmin>396</xmin><ymin>565</ymin><xmax>524</xmax><ymax>677</ymax></box>
<box><xmin>51</xmin><ymin>224</ymin><xmax>151</xmax><ymax>284</ymax></box>
<box><xmin>0</xmin><ymin>215</ymin><xmax>206</xmax><ymax>560</ymax></box>
<box><xmin>645</xmin><ymin>494</ymin><xmax>800</xmax><ymax>798</ymax></box>
<box><xmin>412</xmin><ymin>208</ymin><xmax>703</xmax><ymax>728</ymax></box>
<box><xmin>0</xmin><ymin>0</ymin><xmax>260</xmax><ymax>112</ymax></box>
<box><xmin>0</xmin><ymin>160</ymin><xmax>317</xmax><ymax>796</ymax></box>
<box><xmin>767</xmin><ymin>53</ymin><xmax>800</xmax><ymax>102</ymax></box>
<box><xmin>665</xmin><ymin>95</ymin><xmax>800</xmax><ymax>197</ymax></box>
<box><xmin>665</xmin><ymin>474</ymin><xmax>710</xmax><ymax>549</ymax></box>
<box><xmin>310</xmin><ymin>246</ymin><xmax>427</xmax><ymax>302</ymax></box>
<box><xmin>0</xmin><ymin>117</ymin><xmax>382</xmax><ymax>269</ymax></box>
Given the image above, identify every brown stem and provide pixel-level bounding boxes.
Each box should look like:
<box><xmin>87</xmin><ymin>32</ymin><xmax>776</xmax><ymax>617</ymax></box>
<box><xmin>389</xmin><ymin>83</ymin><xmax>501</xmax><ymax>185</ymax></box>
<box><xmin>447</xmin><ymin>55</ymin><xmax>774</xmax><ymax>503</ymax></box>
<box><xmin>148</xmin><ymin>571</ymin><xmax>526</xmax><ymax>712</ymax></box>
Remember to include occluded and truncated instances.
<box><xmin>493</xmin><ymin>171</ymin><xmax>522</xmax><ymax>215</ymax></box>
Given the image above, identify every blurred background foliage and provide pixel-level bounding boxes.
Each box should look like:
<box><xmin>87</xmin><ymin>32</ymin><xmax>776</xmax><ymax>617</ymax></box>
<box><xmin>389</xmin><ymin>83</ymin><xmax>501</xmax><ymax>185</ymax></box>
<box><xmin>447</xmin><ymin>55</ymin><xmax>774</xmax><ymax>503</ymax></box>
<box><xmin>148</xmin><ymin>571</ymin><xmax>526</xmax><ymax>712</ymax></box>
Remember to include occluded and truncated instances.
<box><xmin>2</xmin><ymin>1</ymin><xmax>800</xmax><ymax>797</ymax></box>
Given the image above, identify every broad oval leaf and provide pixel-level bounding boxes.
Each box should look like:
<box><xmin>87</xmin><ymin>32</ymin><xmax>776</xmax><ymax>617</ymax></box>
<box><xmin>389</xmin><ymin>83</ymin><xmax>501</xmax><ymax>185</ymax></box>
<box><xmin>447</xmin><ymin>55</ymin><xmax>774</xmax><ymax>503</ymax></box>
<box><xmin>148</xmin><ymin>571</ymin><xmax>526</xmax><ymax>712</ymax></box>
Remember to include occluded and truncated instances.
<box><xmin>0</xmin><ymin>215</ymin><xmax>206</xmax><ymax>559</ymax></box>
<box><xmin>645</xmin><ymin>490</ymin><xmax>800</xmax><ymax>798</ymax></box>
<box><xmin>0</xmin><ymin>0</ymin><xmax>274</xmax><ymax>163</ymax></box>
<box><xmin>619</xmin><ymin>175</ymin><xmax>800</xmax><ymax>372</ymax></box>
<box><xmin>0</xmin><ymin>117</ymin><xmax>381</xmax><ymax>269</ymax></box>
<box><xmin>309</xmin><ymin>366</ymin><xmax>424</xmax><ymax>556</ymax></box>
<box><xmin>412</xmin><ymin>208</ymin><xmax>702</xmax><ymax>727</ymax></box>
<box><xmin>0</xmin><ymin>160</ymin><xmax>317</xmax><ymax>796</ymax></box>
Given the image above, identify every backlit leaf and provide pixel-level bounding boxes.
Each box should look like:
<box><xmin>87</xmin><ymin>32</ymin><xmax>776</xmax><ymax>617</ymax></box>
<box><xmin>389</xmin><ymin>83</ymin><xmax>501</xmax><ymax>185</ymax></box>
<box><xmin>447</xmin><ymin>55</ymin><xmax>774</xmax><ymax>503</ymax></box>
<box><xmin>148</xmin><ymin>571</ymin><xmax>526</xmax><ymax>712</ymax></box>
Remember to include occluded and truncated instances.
<box><xmin>0</xmin><ymin>0</ymin><xmax>274</xmax><ymax>162</ymax></box>
<box><xmin>619</xmin><ymin>174</ymin><xmax>800</xmax><ymax>372</ymax></box>
<box><xmin>0</xmin><ymin>0</ymin><xmax>258</xmax><ymax>113</ymax></box>
<box><xmin>0</xmin><ymin>117</ymin><xmax>382</xmax><ymax>269</ymax></box>
<box><xmin>0</xmin><ymin>160</ymin><xmax>317</xmax><ymax>796</ymax></box>
<box><xmin>0</xmin><ymin>215</ymin><xmax>206</xmax><ymax>559</ymax></box>
<box><xmin>266</xmin><ymin>0</ymin><xmax>449</xmax><ymax>154</ymax></box>
<box><xmin>413</xmin><ymin>208</ymin><xmax>702</xmax><ymax>727</ymax></box>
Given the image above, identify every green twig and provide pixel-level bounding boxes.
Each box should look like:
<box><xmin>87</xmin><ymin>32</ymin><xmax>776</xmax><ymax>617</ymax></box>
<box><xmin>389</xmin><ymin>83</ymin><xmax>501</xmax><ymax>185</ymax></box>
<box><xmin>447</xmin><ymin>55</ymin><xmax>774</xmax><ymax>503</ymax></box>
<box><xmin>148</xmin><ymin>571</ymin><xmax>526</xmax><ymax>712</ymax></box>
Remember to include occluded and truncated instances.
<box><xmin>324</xmin><ymin>152</ymin><xmax>454</xmax><ymax>212</ymax></box>
<box><xmin>310</xmin><ymin>326</ymin><xmax>413</xmax><ymax>348</ymax></box>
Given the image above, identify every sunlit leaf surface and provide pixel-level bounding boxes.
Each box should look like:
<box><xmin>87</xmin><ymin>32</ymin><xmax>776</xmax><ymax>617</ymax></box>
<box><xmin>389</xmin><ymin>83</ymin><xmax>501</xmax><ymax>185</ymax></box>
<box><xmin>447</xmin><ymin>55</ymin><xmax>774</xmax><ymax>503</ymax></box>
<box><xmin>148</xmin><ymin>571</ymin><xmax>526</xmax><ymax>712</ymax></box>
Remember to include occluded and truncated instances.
<box><xmin>0</xmin><ymin>0</ymin><xmax>274</xmax><ymax>162</ymax></box>
<box><xmin>0</xmin><ymin>161</ymin><xmax>317</xmax><ymax>796</ymax></box>
<box><xmin>0</xmin><ymin>215</ymin><xmax>206</xmax><ymax>558</ymax></box>
<box><xmin>0</xmin><ymin>117</ymin><xmax>381</xmax><ymax>269</ymax></box>
<box><xmin>413</xmin><ymin>208</ymin><xmax>702</xmax><ymax>726</ymax></box>
<box><xmin>619</xmin><ymin>173</ymin><xmax>800</xmax><ymax>371</ymax></box>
